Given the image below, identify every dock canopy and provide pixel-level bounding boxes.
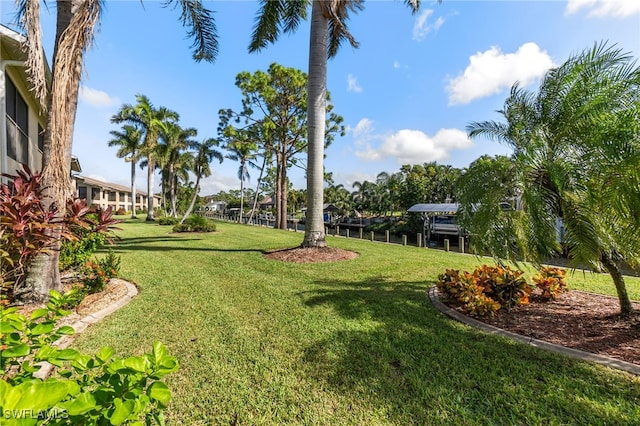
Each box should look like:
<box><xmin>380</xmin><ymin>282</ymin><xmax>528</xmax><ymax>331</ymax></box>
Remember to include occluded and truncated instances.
<box><xmin>407</xmin><ymin>203</ymin><xmax>459</xmax><ymax>215</ymax></box>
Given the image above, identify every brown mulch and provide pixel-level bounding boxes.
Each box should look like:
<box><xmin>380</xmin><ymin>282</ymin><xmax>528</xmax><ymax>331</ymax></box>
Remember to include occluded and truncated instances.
<box><xmin>264</xmin><ymin>246</ymin><xmax>359</xmax><ymax>263</ymax></box>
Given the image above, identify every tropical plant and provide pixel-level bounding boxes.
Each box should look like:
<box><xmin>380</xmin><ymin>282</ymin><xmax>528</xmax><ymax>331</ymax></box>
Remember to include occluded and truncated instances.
<box><xmin>180</xmin><ymin>138</ymin><xmax>224</xmax><ymax>224</ymax></box>
<box><xmin>250</xmin><ymin>0</ymin><xmax>419</xmax><ymax>246</ymax></box>
<box><xmin>15</xmin><ymin>0</ymin><xmax>219</xmax><ymax>301</ymax></box>
<box><xmin>459</xmin><ymin>42</ymin><xmax>640</xmax><ymax>315</ymax></box>
<box><xmin>108</xmin><ymin>124</ymin><xmax>144</xmax><ymax>218</ymax></box>
<box><xmin>224</xmin><ymin>138</ymin><xmax>258</xmax><ymax>223</ymax></box>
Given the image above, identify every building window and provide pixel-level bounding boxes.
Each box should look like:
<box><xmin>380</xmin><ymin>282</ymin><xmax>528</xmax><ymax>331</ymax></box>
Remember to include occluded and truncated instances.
<box><xmin>5</xmin><ymin>77</ymin><xmax>29</xmax><ymax>164</ymax></box>
<box><xmin>108</xmin><ymin>191</ymin><xmax>116</xmax><ymax>202</ymax></box>
<box><xmin>92</xmin><ymin>188</ymin><xmax>100</xmax><ymax>200</ymax></box>
<box><xmin>78</xmin><ymin>186</ymin><xmax>87</xmax><ymax>200</ymax></box>
<box><xmin>38</xmin><ymin>124</ymin><xmax>44</xmax><ymax>152</ymax></box>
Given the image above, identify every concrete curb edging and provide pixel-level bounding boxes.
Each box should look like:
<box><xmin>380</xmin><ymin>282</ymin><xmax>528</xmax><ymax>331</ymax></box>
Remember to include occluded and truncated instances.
<box><xmin>34</xmin><ymin>279</ymin><xmax>138</xmax><ymax>379</ymax></box>
<box><xmin>428</xmin><ymin>286</ymin><xmax>640</xmax><ymax>376</ymax></box>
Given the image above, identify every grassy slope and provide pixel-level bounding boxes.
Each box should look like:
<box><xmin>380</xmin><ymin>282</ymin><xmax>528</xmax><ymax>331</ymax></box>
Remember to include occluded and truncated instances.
<box><xmin>73</xmin><ymin>219</ymin><xmax>640</xmax><ymax>425</ymax></box>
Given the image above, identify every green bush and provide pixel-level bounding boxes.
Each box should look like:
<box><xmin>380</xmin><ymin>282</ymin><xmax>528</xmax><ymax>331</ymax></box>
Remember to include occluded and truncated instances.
<box><xmin>157</xmin><ymin>217</ymin><xmax>179</xmax><ymax>226</ymax></box>
<box><xmin>80</xmin><ymin>250</ymin><xmax>121</xmax><ymax>294</ymax></box>
<box><xmin>59</xmin><ymin>232</ymin><xmax>105</xmax><ymax>271</ymax></box>
<box><xmin>0</xmin><ymin>290</ymin><xmax>177</xmax><ymax>425</ymax></box>
<box><xmin>172</xmin><ymin>216</ymin><xmax>216</xmax><ymax>233</ymax></box>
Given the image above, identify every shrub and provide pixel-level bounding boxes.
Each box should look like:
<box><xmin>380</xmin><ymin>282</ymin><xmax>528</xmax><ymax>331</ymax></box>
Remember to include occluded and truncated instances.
<box><xmin>437</xmin><ymin>264</ymin><xmax>533</xmax><ymax>317</ymax></box>
<box><xmin>115</xmin><ymin>207</ymin><xmax>127</xmax><ymax>216</ymax></box>
<box><xmin>59</xmin><ymin>231</ymin><xmax>106</xmax><ymax>271</ymax></box>
<box><xmin>80</xmin><ymin>250</ymin><xmax>121</xmax><ymax>294</ymax></box>
<box><xmin>0</xmin><ymin>290</ymin><xmax>177</xmax><ymax>425</ymax></box>
<box><xmin>173</xmin><ymin>215</ymin><xmax>216</xmax><ymax>233</ymax></box>
<box><xmin>157</xmin><ymin>217</ymin><xmax>179</xmax><ymax>226</ymax></box>
<box><xmin>533</xmin><ymin>267</ymin><xmax>568</xmax><ymax>301</ymax></box>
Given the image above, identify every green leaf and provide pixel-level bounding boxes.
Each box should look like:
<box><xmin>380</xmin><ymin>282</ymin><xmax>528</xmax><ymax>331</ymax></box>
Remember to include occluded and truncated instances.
<box><xmin>60</xmin><ymin>391</ymin><xmax>97</xmax><ymax>416</ymax></box>
<box><xmin>29</xmin><ymin>322</ymin><xmax>55</xmax><ymax>336</ymax></box>
<box><xmin>29</xmin><ymin>308</ymin><xmax>50</xmax><ymax>320</ymax></box>
<box><xmin>12</xmin><ymin>380</ymin><xmax>71</xmax><ymax>411</ymax></box>
<box><xmin>123</xmin><ymin>356</ymin><xmax>149</xmax><ymax>373</ymax></box>
<box><xmin>1</xmin><ymin>344</ymin><xmax>30</xmax><ymax>358</ymax></box>
<box><xmin>0</xmin><ymin>321</ymin><xmax>19</xmax><ymax>333</ymax></box>
<box><xmin>56</xmin><ymin>325</ymin><xmax>75</xmax><ymax>335</ymax></box>
<box><xmin>96</xmin><ymin>347</ymin><xmax>115</xmax><ymax>363</ymax></box>
<box><xmin>110</xmin><ymin>398</ymin><xmax>135</xmax><ymax>425</ymax></box>
<box><xmin>147</xmin><ymin>381</ymin><xmax>171</xmax><ymax>406</ymax></box>
<box><xmin>56</xmin><ymin>348</ymin><xmax>81</xmax><ymax>361</ymax></box>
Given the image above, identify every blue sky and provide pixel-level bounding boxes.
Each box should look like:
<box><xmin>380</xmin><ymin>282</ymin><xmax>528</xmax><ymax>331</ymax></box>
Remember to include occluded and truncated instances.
<box><xmin>2</xmin><ymin>0</ymin><xmax>639</xmax><ymax>195</ymax></box>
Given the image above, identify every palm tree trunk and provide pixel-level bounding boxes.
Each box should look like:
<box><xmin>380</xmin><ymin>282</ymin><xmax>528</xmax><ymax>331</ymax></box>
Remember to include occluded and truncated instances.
<box><xmin>601</xmin><ymin>252</ymin><xmax>633</xmax><ymax>316</ymax></box>
<box><xmin>24</xmin><ymin>0</ymin><xmax>100</xmax><ymax>302</ymax></box>
<box><xmin>302</xmin><ymin>0</ymin><xmax>328</xmax><ymax>248</ymax></box>
<box><xmin>239</xmin><ymin>169</ymin><xmax>245</xmax><ymax>224</ymax></box>
<box><xmin>130</xmin><ymin>159</ymin><xmax>137</xmax><ymax>218</ymax></box>
<box><xmin>180</xmin><ymin>176</ymin><xmax>201</xmax><ymax>224</ymax></box>
<box><xmin>169</xmin><ymin>166</ymin><xmax>177</xmax><ymax>217</ymax></box>
<box><xmin>146</xmin><ymin>159</ymin><xmax>155</xmax><ymax>221</ymax></box>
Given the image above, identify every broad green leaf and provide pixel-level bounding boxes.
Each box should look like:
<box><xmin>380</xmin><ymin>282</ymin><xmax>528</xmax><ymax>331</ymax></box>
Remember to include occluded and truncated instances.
<box><xmin>56</xmin><ymin>349</ymin><xmax>80</xmax><ymax>361</ymax></box>
<box><xmin>29</xmin><ymin>308</ymin><xmax>49</xmax><ymax>320</ymax></box>
<box><xmin>123</xmin><ymin>356</ymin><xmax>149</xmax><ymax>373</ymax></box>
<box><xmin>0</xmin><ymin>321</ymin><xmax>19</xmax><ymax>333</ymax></box>
<box><xmin>59</xmin><ymin>392</ymin><xmax>97</xmax><ymax>416</ymax></box>
<box><xmin>147</xmin><ymin>381</ymin><xmax>171</xmax><ymax>406</ymax></box>
<box><xmin>13</xmin><ymin>380</ymin><xmax>71</xmax><ymax>411</ymax></box>
<box><xmin>29</xmin><ymin>322</ymin><xmax>55</xmax><ymax>336</ymax></box>
<box><xmin>96</xmin><ymin>347</ymin><xmax>115</xmax><ymax>363</ymax></box>
<box><xmin>1</xmin><ymin>344</ymin><xmax>30</xmax><ymax>358</ymax></box>
<box><xmin>110</xmin><ymin>398</ymin><xmax>135</xmax><ymax>425</ymax></box>
<box><xmin>56</xmin><ymin>325</ymin><xmax>75</xmax><ymax>335</ymax></box>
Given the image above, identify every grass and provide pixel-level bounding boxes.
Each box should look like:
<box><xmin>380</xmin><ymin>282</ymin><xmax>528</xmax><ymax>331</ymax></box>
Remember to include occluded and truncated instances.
<box><xmin>73</xmin><ymin>219</ymin><xmax>640</xmax><ymax>425</ymax></box>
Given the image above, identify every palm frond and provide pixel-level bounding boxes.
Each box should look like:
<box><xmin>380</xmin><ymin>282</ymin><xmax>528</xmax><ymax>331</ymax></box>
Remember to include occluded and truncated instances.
<box><xmin>166</xmin><ymin>0</ymin><xmax>218</xmax><ymax>62</ymax></box>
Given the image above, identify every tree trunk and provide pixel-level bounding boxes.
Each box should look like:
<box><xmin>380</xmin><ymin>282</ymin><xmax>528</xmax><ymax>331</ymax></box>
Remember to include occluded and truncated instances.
<box><xmin>247</xmin><ymin>155</ymin><xmax>267</xmax><ymax>223</ymax></box>
<box><xmin>180</xmin><ymin>176</ymin><xmax>200</xmax><ymax>224</ymax></box>
<box><xmin>130</xmin><ymin>158</ymin><xmax>137</xmax><ymax>218</ymax></box>
<box><xmin>275</xmin><ymin>153</ymin><xmax>283</xmax><ymax>229</ymax></box>
<box><xmin>601</xmin><ymin>252</ymin><xmax>633</xmax><ymax>316</ymax></box>
<box><xmin>169</xmin><ymin>165</ymin><xmax>177</xmax><ymax>217</ymax></box>
<box><xmin>24</xmin><ymin>0</ymin><xmax>100</xmax><ymax>302</ymax></box>
<box><xmin>146</xmin><ymin>159</ymin><xmax>155</xmax><ymax>221</ymax></box>
<box><xmin>302</xmin><ymin>0</ymin><xmax>328</xmax><ymax>248</ymax></box>
<box><xmin>239</xmin><ymin>166</ymin><xmax>245</xmax><ymax>224</ymax></box>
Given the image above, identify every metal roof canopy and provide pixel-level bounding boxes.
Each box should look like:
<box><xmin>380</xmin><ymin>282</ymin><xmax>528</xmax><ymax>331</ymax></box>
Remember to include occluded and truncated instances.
<box><xmin>407</xmin><ymin>203</ymin><xmax>459</xmax><ymax>215</ymax></box>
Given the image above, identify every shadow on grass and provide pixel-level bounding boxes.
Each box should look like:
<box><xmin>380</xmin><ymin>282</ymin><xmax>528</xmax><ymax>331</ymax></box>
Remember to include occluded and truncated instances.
<box><xmin>299</xmin><ymin>276</ymin><xmax>639</xmax><ymax>424</ymax></box>
<box><xmin>102</xmin><ymin>235</ymin><xmax>266</xmax><ymax>254</ymax></box>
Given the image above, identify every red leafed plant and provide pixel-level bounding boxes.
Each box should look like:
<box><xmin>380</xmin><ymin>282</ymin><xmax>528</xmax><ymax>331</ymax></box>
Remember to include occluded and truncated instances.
<box><xmin>532</xmin><ymin>267</ymin><xmax>568</xmax><ymax>301</ymax></box>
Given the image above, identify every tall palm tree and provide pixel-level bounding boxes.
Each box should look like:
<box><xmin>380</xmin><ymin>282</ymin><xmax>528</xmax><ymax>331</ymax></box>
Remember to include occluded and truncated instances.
<box><xmin>224</xmin><ymin>139</ymin><xmax>258</xmax><ymax>223</ymax></box>
<box><xmin>180</xmin><ymin>138</ymin><xmax>223</xmax><ymax>224</ymax></box>
<box><xmin>158</xmin><ymin>122</ymin><xmax>198</xmax><ymax>217</ymax></box>
<box><xmin>112</xmin><ymin>95</ymin><xmax>179</xmax><ymax>221</ymax></box>
<box><xmin>16</xmin><ymin>0</ymin><xmax>219</xmax><ymax>301</ymax></box>
<box><xmin>108</xmin><ymin>124</ymin><xmax>143</xmax><ymax>218</ymax></box>
<box><xmin>458</xmin><ymin>42</ymin><xmax>640</xmax><ymax>316</ymax></box>
<box><xmin>250</xmin><ymin>0</ymin><xmax>421</xmax><ymax>247</ymax></box>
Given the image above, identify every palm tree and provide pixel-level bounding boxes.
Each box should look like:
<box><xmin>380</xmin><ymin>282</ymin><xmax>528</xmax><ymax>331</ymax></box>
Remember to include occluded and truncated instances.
<box><xmin>158</xmin><ymin>122</ymin><xmax>198</xmax><ymax>217</ymax></box>
<box><xmin>112</xmin><ymin>95</ymin><xmax>179</xmax><ymax>221</ymax></box>
<box><xmin>249</xmin><ymin>0</ymin><xmax>421</xmax><ymax>247</ymax></box>
<box><xmin>224</xmin><ymin>139</ymin><xmax>258</xmax><ymax>223</ymax></box>
<box><xmin>16</xmin><ymin>0</ymin><xmax>218</xmax><ymax>301</ymax></box>
<box><xmin>458</xmin><ymin>42</ymin><xmax>640</xmax><ymax>316</ymax></box>
<box><xmin>108</xmin><ymin>124</ymin><xmax>143</xmax><ymax>218</ymax></box>
<box><xmin>180</xmin><ymin>138</ymin><xmax>223</xmax><ymax>224</ymax></box>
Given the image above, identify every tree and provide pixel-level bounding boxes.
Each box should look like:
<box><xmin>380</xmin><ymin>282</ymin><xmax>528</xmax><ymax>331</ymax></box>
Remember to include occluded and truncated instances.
<box><xmin>108</xmin><ymin>125</ymin><xmax>144</xmax><ymax>218</ymax></box>
<box><xmin>157</xmin><ymin>122</ymin><xmax>197</xmax><ymax>217</ymax></box>
<box><xmin>218</xmin><ymin>63</ymin><xmax>343</xmax><ymax>230</ymax></box>
<box><xmin>16</xmin><ymin>0</ymin><xmax>218</xmax><ymax>301</ymax></box>
<box><xmin>250</xmin><ymin>0</ymin><xmax>420</xmax><ymax>247</ymax></box>
<box><xmin>180</xmin><ymin>138</ymin><xmax>223</xmax><ymax>223</ymax></box>
<box><xmin>112</xmin><ymin>95</ymin><xmax>179</xmax><ymax>221</ymax></box>
<box><xmin>458</xmin><ymin>43</ymin><xmax>640</xmax><ymax>316</ymax></box>
<box><xmin>224</xmin><ymin>138</ymin><xmax>258</xmax><ymax>223</ymax></box>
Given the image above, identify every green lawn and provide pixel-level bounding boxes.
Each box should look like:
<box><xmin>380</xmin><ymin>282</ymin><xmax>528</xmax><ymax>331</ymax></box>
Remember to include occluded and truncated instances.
<box><xmin>73</xmin><ymin>219</ymin><xmax>640</xmax><ymax>425</ymax></box>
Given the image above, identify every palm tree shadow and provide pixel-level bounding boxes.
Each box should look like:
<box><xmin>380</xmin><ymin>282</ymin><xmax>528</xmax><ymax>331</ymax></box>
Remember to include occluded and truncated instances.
<box><xmin>297</xmin><ymin>276</ymin><xmax>634</xmax><ymax>423</ymax></box>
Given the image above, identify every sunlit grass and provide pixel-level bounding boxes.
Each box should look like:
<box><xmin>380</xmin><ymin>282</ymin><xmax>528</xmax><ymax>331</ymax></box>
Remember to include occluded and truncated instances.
<box><xmin>75</xmin><ymin>219</ymin><xmax>640</xmax><ymax>425</ymax></box>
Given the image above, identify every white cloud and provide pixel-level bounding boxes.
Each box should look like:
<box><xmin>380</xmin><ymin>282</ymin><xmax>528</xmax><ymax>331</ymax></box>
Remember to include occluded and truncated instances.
<box><xmin>565</xmin><ymin>0</ymin><xmax>640</xmax><ymax>18</ymax></box>
<box><xmin>446</xmin><ymin>42</ymin><xmax>555</xmax><ymax>105</ymax></box>
<box><xmin>355</xmin><ymin>128</ymin><xmax>472</xmax><ymax>164</ymax></box>
<box><xmin>347</xmin><ymin>74</ymin><xmax>363</xmax><ymax>93</ymax></box>
<box><xmin>413</xmin><ymin>9</ymin><xmax>444</xmax><ymax>41</ymax></box>
<box><xmin>79</xmin><ymin>86</ymin><xmax>120</xmax><ymax>108</ymax></box>
<box><xmin>393</xmin><ymin>61</ymin><xmax>401</xmax><ymax>69</ymax></box>
<box><xmin>352</xmin><ymin>118</ymin><xmax>374</xmax><ymax>141</ymax></box>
